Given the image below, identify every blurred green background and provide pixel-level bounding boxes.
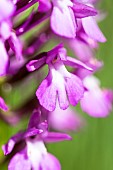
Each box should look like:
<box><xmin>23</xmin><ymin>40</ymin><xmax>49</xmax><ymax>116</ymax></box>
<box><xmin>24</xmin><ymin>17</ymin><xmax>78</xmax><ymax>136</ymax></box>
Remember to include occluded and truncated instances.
<box><xmin>0</xmin><ymin>0</ymin><xmax>113</xmax><ymax>169</ymax></box>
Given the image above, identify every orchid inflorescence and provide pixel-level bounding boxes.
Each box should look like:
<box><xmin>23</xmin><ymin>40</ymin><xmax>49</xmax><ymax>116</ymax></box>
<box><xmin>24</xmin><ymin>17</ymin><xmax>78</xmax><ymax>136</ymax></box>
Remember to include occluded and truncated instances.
<box><xmin>0</xmin><ymin>0</ymin><xmax>112</xmax><ymax>169</ymax></box>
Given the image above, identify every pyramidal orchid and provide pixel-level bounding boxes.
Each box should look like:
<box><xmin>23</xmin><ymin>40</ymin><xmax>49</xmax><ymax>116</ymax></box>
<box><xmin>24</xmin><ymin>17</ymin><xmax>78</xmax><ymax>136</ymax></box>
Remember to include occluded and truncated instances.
<box><xmin>27</xmin><ymin>43</ymin><xmax>92</xmax><ymax>111</ymax></box>
<box><xmin>0</xmin><ymin>0</ymin><xmax>112</xmax><ymax>169</ymax></box>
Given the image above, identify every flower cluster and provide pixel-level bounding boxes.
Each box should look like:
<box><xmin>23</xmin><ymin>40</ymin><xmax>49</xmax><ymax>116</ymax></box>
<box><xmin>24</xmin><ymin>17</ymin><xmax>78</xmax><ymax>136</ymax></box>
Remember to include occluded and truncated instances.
<box><xmin>0</xmin><ymin>0</ymin><xmax>112</xmax><ymax>169</ymax></box>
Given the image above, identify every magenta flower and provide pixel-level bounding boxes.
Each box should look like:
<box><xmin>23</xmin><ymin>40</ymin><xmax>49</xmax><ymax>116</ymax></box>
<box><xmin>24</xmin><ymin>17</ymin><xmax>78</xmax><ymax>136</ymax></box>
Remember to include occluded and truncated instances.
<box><xmin>2</xmin><ymin>110</ymin><xmax>71</xmax><ymax>170</ymax></box>
<box><xmin>27</xmin><ymin>44</ymin><xmax>92</xmax><ymax>111</ymax></box>
<box><xmin>80</xmin><ymin>76</ymin><xmax>113</xmax><ymax>117</ymax></box>
<box><xmin>51</xmin><ymin>0</ymin><xmax>98</xmax><ymax>38</ymax></box>
<box><xmin>38</xmin><ymin>0</ymin><xmax>97</xmax><ymax>38</ymax></box>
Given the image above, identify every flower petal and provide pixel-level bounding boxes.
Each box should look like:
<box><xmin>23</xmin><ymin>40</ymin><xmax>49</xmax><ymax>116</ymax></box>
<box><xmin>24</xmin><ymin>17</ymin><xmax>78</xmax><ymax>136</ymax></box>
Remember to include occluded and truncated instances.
<box><xmin>49</xmin><ymin>104</ymin><xmax>83</xmax><ymax>132</ymax></box>
<box><xmin>24</xmin><ymin>128</ymin><xmax>42</xmax><ymax>138</ymax></box>
<box><xmin>43</xmin><ymin>132</ymin><xmax>72</xmax><ymax>143</ymax></box>
<box><xmin>67</xmin><ymin>38</ymin><xmax>94</xmax><ymax>62</ymax></box>
<box><xmin>57</xmin><ymin>78</ymin><xmax>69</xmax><ymax>110</ymax></box>
<box><xmin>65</xmin><ymin>74</ymin><xmax>84</xmax><ymax>106</ymax></box>
<box><xmin>40</xmin><ymin>153</ymin><xmax>61</xmax><ymax>170</ymax></box>
<box><xmin>80</xmin><ymin>89</ymin><xmax>112</xmax><ymax>117</ymax></box>
<box><xmin>26</xmin><ymin>57</ymin><xmax>46</xmax><ymax>72</ymax></box>
<box><xmin>28</xmin><ymin>110</ymin><xmax>41</xmax><ymax>129</ymax></box>
<box><xmin>64</xmin><ymin>56</ymin><xmax>93</xmax><ymax>71</ymax></box>
<box><xmin>36</xmin><ymin>75</ymin><xmax>57</xmax><ymax>111</ymax></box>
<box><xmin>0</xmin><ymin>0</ymin><xmax>15</xmax><ymax>22</ymax></box>
<box><xmin>0</xmin><ymin>39</ymin><xmax>9</xmax><ymax>76</ymax></box>
<box><xmin>73</xmin><ymin>2</ymin><xmax>97</xmax><ymax>18</ymax></box>
<box><xmin>26</xmin><ymin>140</ymin><xmax>47</xmax><ymax>170</ymax></box>
<box><xmin>2</xmin><ymin>132</ymin><xmax>24</xmax><ymax>155</ymax></box>
<box><xmin>80</xmin><ymin>76</ymin><xmax>113</xmax><ymax>117</ymax></box>
<box><xmin>82</xmin><ymin>16</ymin><xmax>106</xmax><ymax>42</ymax></box>
<box><xmin>51</xmin><ymin>6</ymin><xmax>76</xmax><ymax>38</ymax></box>
<box><xmin>9</xmin><ymin>32</ymin><xmax>23</xmax><ymax>60</ymax></box>
<box><xmin>8</xmin><ymin>150</ymin><xmax>31</xmax><ymax>170</ymax></box>
<box><xmin>0</xmin><ymin>21</ymin><xmax>11</xmax><ymax>40</ymax></box>
<box><xmin>46</xmin><ymin>43</ymin><xmax>67</xmax><ymax>63</ymax></box>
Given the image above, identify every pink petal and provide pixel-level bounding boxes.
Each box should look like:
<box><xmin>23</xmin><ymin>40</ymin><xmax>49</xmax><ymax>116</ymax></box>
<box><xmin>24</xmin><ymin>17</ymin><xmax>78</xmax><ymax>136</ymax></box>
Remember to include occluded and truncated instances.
<box><xmin>0</xmin><ymin>39</ymin><xmax>9</xmax><ymax>76</ymax></box>
<box><xmin>36</xmin><ymin>76</ymin><xmax>57</xmax><ymax>111</ymax></box>
<box><xmin>80</xmin><ymin>89</ymin><xmax>112</xmax><ymax>117</ymax></box>
<box><xmin>82</xmin><ymin>16</ymin><xmax>106</xmax><ymax>42</ymax></box>
<box><xmin>0</xmin><ymin>0</ymin><xmax>15</xmax><ymax>22</ymax></box>
<box><xmin>73</xmin><ymin>2</ymin><xmax>97</xmax><ymax>18</ymax></box>
<box><xmin>8</xmin><ymin>150</ymin><xmax>31</xmax><ymax>170</ymax></box>
<box><xmin>51</xmin><ymin>6</ymin><xmax>76</xmax><ymax>38</ymax></box>
<box><xmin>67</xmin><ymin>38</ymin><xmax>94</xmax><ymax>62</ymax></box>
<box><xmin>2</xmin><ymin>132</ymin><xmax>24</xmax><ymax>155</ymax></box>
<box><xmin>57</xmin><ymin>83</ymin><xmax>69</xmax><ymax>110</ymax></box>
<box><xmin>43</xmin><ymin>132</ymin><xmax>72</xmax><ymax>143</ymax></box>
<box><xmin>36</xmin><ymin>67</ymin><xmax>69</xmax><ymax>111</ymax></box>
<box><xmin>9</xmin><ymin>32</ymin><xmax>23</xmax><ymax>60</ymax></box>
<box><xmin>65</xmin><ymin>74</ymin><xmax>84</xmax><ymax>106</ymax></box>
<box><xmin>0</xmin><ymin>21</ymin><xmax>11</xmax><ymax>40</ymax></box>
<box><xmin>26</xmin><ymin>57</ymin><xmax>46</xmax><ymax>72</ymax></box>
<box><xmin>40</xmin><ymin>153</ymin><xmax>61</xmax><ymax>170</ymax></box>
<box><xmin>64</xmin><ymin>56</ymin><xmax>93</xmax><ymax>71</ymax></box>
<box><xmin>49</xmin><ymin>105</ymin><xmax>83</xmax><ymax>132</ymax></box>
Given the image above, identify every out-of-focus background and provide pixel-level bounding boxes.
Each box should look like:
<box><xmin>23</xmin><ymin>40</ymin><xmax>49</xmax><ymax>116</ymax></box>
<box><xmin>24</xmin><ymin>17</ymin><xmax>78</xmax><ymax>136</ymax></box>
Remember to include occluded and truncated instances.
<box><xmin>0</xmin><ymin>0</ymin><xmax>113</xmax><ymax>169</ymax></box>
